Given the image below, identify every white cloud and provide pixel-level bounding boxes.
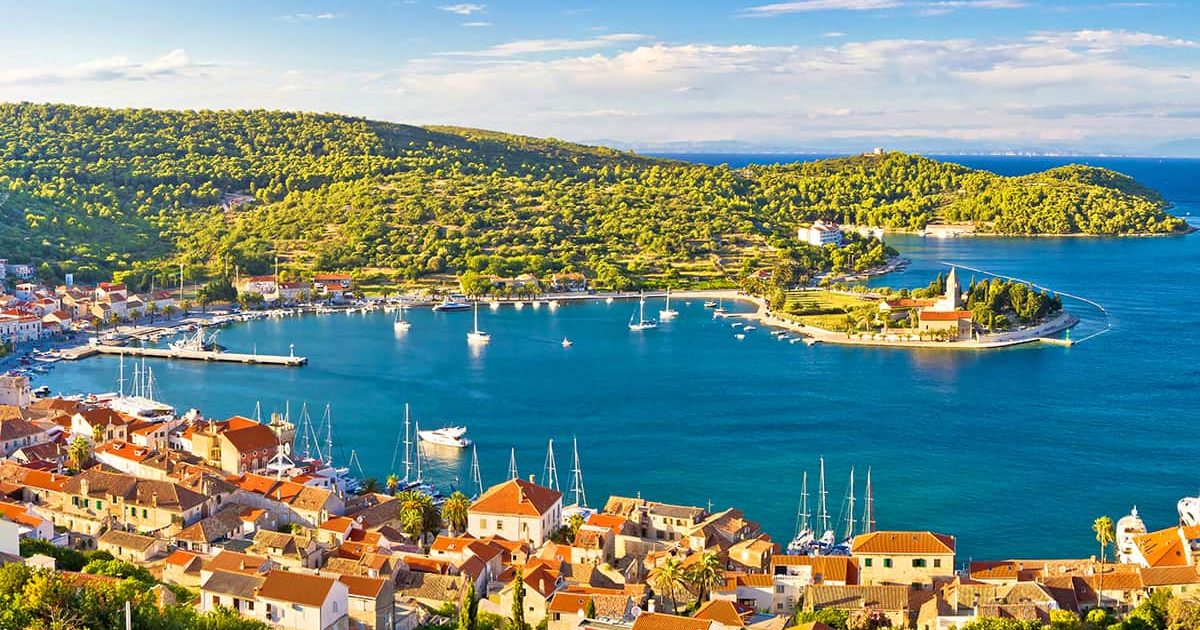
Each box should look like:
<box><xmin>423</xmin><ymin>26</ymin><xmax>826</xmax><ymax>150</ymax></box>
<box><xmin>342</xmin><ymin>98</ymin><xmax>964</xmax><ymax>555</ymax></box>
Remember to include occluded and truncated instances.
<box><xmin>0</xmin><ymin>49</ymin><xmax>212</xmax><ymax>86</ymax></box>
<box><xmin>823</xmin><ymin>32</ymin><xmax>847</xmax><ymax>38</ymax></box>
<box><xmin>741</xmin><ymin>0</ymin><xmax>900</xmax><ymax>16</ymax></box>
<box><xmin>438</xmin><ymin>3</ymin><xmax>485</xmax><ymax>15</ymax></box>
<box><xmin>437</xmin><ymin>33</ymin><xmax>649</xmax><ymax>57</ymax></box>
<box><xmin>279</xmin><ymin>12</ymin><xmax>341</xmax><ymax>22</ymax></box>
<box><xmin>462</xmin><ymin>21</ymin><xmax>492</xmax><ymax>27</ymax></box>
<box><xmin>1028</xmin><ymin>29</ymin><xmax>1200</xmax><ymax>49</ymax></box>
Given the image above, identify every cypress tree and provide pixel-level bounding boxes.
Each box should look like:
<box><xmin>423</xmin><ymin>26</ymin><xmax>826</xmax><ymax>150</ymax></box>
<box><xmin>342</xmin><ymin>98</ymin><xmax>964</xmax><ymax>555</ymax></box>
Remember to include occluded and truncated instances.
<box><xmin>511</xmin><ymin>568</ymin><xmax>528</xmax><ymax>630</ymax></box>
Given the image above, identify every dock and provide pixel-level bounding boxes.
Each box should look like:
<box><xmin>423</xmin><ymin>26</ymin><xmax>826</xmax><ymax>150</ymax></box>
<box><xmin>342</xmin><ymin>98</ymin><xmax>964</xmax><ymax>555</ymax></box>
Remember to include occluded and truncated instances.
<box><xmin>1037</xmin><ymin>337</ymin><xmax>1075</xmax><ymax>347</ymax></box>
<box><xmin>60</xmin><ymin>344</ymin><xmax>307</xmax><ymax>367</ymax></box>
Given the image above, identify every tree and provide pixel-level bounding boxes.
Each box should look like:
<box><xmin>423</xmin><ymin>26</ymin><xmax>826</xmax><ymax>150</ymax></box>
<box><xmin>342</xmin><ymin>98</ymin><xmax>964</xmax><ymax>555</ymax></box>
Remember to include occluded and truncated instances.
<box><xmin>81</xmin><ymin>559</ymin><xmax>154</xmax><ymax>585</ymax></box>
<box><xmin>685</xmin><ymin>550</ymin><xmax>723</xmax><ymax>603</ymax></box>
<box><xmin>511</xmin><ymin>568</ymin><xmax>528</xmax><ymax>630</ymax></box>
<box><xmin>397</xmin><ymin>490</ymin><xmax>440</xmax><ymax>544</ymax></box>
<box><xmin>458</xmin><ymin>578</ymin><xmax>478</xmax><ymax>630</ymax></box>
<box><xmin>386</xmin><ymin>474</ymin><xmax>400</xmax><ymax>495</ymax></box>
<box><xmin>1093</xmin><ymin>515</ymin><xmax>1115</xmax><ymax>608</ymax></box>
<box><xmin>358</xmin><ymin>477</ymin><xmax>379</xmax><ymax>495</ymax></box>
<box><xmin>848</xmin><ymin>608</ymin><xmax>892</xmax><ymax>630</ymax></box>
<box><xmin>651</xmin><ymin>557</ymin><xmax>686</xmax><ymax>613</ymax></box>
<box><xmin>584</xmin><ymin>598</ymin><xmax>597</xmax><ymax>619</ymax></box>
<box><xmin>566</xmin><ymin>513</ymin><xmax>585</xmax><ymax>539</ymax></box>
<box><xmin>67</xmin><ymin>436</ymin><xmax>92</xmax><ymax>471</ymax></box>
<box><xmin>793</xmin><ymin>608</ymin><xmax>849</xmax><ymax>630</ymax></box>
<box><xmin>1167</xmin><ymin>596</ymin><xmax>1200</xmax><ymax>630</ymax></box>
<box><xmin>442</xmin><ymin>491</ymin><xmax>471</xmax><ymax>535</ymax></box>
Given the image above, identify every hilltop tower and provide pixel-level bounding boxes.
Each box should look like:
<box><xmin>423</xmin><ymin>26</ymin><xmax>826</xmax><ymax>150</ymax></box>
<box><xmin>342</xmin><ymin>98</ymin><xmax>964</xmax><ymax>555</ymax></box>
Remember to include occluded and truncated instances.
<box><xmin>934</xmin><ymin>266</ymin><xmax>963</xmax><ymax>312</ymax></box>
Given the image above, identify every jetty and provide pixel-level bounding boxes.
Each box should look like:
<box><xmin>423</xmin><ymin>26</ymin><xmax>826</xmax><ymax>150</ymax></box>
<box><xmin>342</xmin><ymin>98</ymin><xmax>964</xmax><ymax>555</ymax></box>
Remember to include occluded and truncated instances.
<box><xmin>60</xmin><ymin>344</ymin><xmax>307</xmax><ymax>367</ymax></box>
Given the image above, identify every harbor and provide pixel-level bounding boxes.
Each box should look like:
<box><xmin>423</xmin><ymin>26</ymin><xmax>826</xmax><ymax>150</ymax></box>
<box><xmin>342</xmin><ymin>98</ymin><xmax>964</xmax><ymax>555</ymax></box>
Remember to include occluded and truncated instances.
<box><xmin>58</xmin><ymin>343</ymin><xmax>307</xmax><ymax>366</ymax></box>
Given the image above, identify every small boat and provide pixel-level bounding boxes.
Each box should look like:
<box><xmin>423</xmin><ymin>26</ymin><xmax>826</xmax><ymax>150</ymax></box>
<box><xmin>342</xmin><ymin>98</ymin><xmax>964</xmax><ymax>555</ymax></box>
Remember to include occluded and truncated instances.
<box><xmin>467</xmin><ymin>302</ymin><xmax>491</xmax><ymax>345</ymax></box>
<box><xmin>433</xmin><ymin>297</ymin><xmax>471</xmax><ymax>312</ymax></box>
<box><xmin>393</xmin><ymin>307</ymin><xmax>411</xmax><ymax>332</ymax></box>
<box><xmin>731</xmin><ymin>322</ymin><xmax>743</xmax><ymax>329</ymax></box>
<box><xmin>549</xmin><ymin>300</ymin><xmax>560</xmax><ymax>309</ymax></box>
<box><xmin>628</xmin><ymin>292</ymin><xmax>658</xmax><ymax>331</ymax></box>
<box><xmin>418</xmin><ymin>426</ymin><xmax>472</xmax><ymax>448</ymax></box>
<box><xmin>734</xmin><ymin>333</ymin><xmax>746</xmax><ymax>340</ymax></box>
<box><xmin>532</xmin><ymin>301</ymin><xmax>542</xmax><ymax>310</ymax></box>
<box><xmin>659</xmin><ymin>287</ymin><xmax>678</xmax><ymax>321</ymax></box>
<box><xmin>804</xmin><ymin>337</ymin><xmax>820</xmax><ymax>346</ymax></box>
<box><xmin>743</xmin><ymin>325</ymin><xmax>756</xmax><ymax>332</ymax></box>
<box><xmin>33</xmin><ymin>385</ymin><xmax>51</xmax><ymax>397</ymax></box>
<box><xmin>489</xmin><ymin>301</ymin><xmax>501</xmax><ymax>311</ymax></box>
<box><xmin>561</xmin><ymin>337</ymin><xmax>573</xmax><ymax>348</ymax></box>
<box><xmin>514</xmin><ymin>302</ymin><xmax>525</xmax><ymax>310</ymax></box>
<box><xmin>605</xmin><ymin>297</ymin><xmax>614</xmax><ymax>304</ymax></box>
<box><xmin>714</xmin><ymin>297</ymin><xmax>728</xmax><ymax>317</ymax></box>
<box><xmin>789</xmin><ymin>337</ymin><xmax>805</xmax><ymax>344</ymax></box>
<box><xmin>703</xmin><ymin>300</ymin><xmax>717</xmax><ymax>308</ymax></box>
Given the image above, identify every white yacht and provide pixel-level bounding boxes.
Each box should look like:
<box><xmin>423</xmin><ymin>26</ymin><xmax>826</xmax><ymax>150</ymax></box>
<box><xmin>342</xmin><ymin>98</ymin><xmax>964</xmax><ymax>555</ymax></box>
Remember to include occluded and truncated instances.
<box><xmin>467</xmin><ymin>302</ymin><xmax>491</xmax><ymax>344</ymax></box>
<box><xmin>658</xmin><ymin>287</ymin><xmax>678</xmax><ymax>321</ymax></box>
<box><xmin>433</xmin><ymin>297</ymin><xmax>471</xmax><ymax>312</ymax></box>
<box><xmin>393</xmin><ymin>306</ymin><xmax>411</xmax><ymax>332</ymax></box>
<box><xmin>628</xmin><ymin>292</ymin><xmax>658</xmax><ymax>331</ymax></box>
<box><xmin>418</xmin><ymin>426</ymin><xmax>472</xmax><ymax>448</ymax></box>
<box><xmin>561</xmin><ymin>337</ymin><xmax>573</xmax><ymax>348</ymax></box>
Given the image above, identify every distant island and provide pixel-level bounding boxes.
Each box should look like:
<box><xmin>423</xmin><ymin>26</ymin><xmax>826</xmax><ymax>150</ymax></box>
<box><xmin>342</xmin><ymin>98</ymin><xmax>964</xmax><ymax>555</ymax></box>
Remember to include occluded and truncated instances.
<box><xmin>0</xmin><ymin>103</ymin><xmax>1187</xmax><ymax>294</ymax></box>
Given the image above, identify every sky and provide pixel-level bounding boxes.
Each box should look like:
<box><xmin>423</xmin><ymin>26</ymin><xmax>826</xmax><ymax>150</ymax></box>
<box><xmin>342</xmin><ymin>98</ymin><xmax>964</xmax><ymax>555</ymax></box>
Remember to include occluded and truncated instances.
<box><xmin>2</xmin><ymin>0</ymin><xmax>1200</xmax><ymax>154</ymax></box>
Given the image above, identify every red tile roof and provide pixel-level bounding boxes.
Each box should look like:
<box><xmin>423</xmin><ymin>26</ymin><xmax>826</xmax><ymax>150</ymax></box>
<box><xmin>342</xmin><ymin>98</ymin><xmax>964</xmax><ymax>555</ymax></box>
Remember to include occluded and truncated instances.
<box><xmin>471</xmin><ymin>478</ymin><xmax>562</xmax><ymax>517</ymax></box>
<box><xmin>258</xmin><ymin>570</ymin><xmax>338</xmax><ymax>607</ymax></box>
<box><xmin>852</xmin><ymin>531</ymin><xmax>956</xmax><ymax>555</ymax></box>
<box><xmin>918</xmin><ymin>310</ymin><xmax>973</xmax><ymax>321</ymax></box>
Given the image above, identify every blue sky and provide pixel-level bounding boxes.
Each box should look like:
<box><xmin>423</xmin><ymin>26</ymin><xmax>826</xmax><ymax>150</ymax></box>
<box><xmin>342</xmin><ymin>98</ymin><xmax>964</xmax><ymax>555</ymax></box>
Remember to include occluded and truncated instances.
<box><xmin>2</xmin><ymin>0</ymin><xmax>1199</xmax><ymax>153</ymax></box>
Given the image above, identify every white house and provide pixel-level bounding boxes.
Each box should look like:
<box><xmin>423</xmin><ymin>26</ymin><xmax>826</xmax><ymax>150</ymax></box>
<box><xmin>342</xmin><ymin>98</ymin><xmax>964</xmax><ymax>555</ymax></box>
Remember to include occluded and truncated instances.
<box><xmin>798</xmin><ymin>220</ymin><xmax>844</xmax><ymax>247</ymax></box>
<box><xmin>467</xmin><ymin>477</ymin><xmax>563</xmax><ymax>547</ymax></box>
<box><xmin>257</xmin><ymin>570</ymin><xmax>350</xmax><ymax>630</ymax></box>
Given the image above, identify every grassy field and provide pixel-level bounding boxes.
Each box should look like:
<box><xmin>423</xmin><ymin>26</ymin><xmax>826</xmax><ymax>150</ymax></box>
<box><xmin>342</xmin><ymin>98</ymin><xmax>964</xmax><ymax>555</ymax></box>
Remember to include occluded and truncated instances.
<box><xmin>782</xmin><ymin>290</ymin><xmax>876</xmax><ymax>332</ymax></box>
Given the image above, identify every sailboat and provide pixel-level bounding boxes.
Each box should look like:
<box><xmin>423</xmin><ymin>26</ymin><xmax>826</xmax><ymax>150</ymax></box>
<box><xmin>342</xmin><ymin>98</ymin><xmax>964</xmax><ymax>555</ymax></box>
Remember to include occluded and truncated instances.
<box><xmin>713</xmin><ymin>297</ymin><xmax>728</xmax><ymax>318</ymax></box>
<box><xmin>469</xmin><ymin>445</ymin><xmax>484</xmax><ymax>499</ymax></box>
<box><xmin>787</xmin><ymin>471</ymin><xmax>815</xmax><ymax>554</ymax></box>
<box><xmin>393</xmin><ymin>305</ymin><xmax>411</xmax><ymax>332</ymax></box>
<box><xmin>658</xmin><ymin>287</ymin><xmax>678</xmax><ymax>321</ymax></box>
<box><xmin>861</xmin><ymin>467</ymin><xmax>875</xmax><ymax>536</ymax></box>
<box><xmin>839</xmin><ymin>467</ymin><xmax>856</xmax><ymax>550</ymax></box>
<box><xmin>467</xmin><ymin>302</ymin><xmax>491</xmax><ymax>344</ymax></box>
<box><xmin>628</xmin><ymin>292</ymin><xmax>658</xmax><ymax>331</ymax></box>
<box><xmin>817</xmin><ymin>457</ymin><xmax>834</xmax><ymax>547</ymax></box>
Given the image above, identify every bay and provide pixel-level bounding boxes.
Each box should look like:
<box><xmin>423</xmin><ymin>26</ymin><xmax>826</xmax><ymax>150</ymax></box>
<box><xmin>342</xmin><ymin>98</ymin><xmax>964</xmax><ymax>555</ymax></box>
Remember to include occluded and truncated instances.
<box><xmin>37</xmin><ymin>156</ymin><xmax>1200</xmax><ymax>563</ymax></box>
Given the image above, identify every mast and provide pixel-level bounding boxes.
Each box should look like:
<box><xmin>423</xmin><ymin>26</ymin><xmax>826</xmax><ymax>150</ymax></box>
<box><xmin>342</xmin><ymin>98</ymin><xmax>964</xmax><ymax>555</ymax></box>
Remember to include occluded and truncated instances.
<box><xmin>117</xmin><ymin>354</ymin><xmax>126</xmax><ymax>397</ymax></box>
<box><xmin>508</xmin><ymin>447</ymin><xmax>518</xmax><ymax>481</ymax></box>
<box><xmin>798</xmin><ymin>471</ymin><xmax>810</xmax><ymax>534</ymax></box>
<box><xmin>474</xmin><ymin>301</ymin><xmax>479</xmax><ymax>333</ymax></box>
<box><xmin>402</xmin><ymin>405</ymin><xmax>412</xmax><ymax>482</ymax></box>
<box><xmin>543</xmin><ymin>439</ymin><xmax>560</xmax><ymax>491</ymax></box>
<box><xmin>253</xmin><ymin>401</ymin><xmax>262</xmax><ymax>423</ymax></box>
<box><xmin>569</xmin><ymin>437</ymin><xmax>588</xmax><ymax>508</ymax></box>
<box><xmin>414</xmin><ymin>420</ymin><xmax>424</xmax><ymax>483</ymax></box>
<box><xmin>862</xmin><ymin>467</ymin><xmax>875</xmax><ymax>535</ymax></box>
<box><xmin>391</xmin><ymin>405</ymin><xmax>406</xmax><ymax>477</ymax></box>
<box><xmin>470</xmin><ymin>445</ymin><xmax>483</xmax><ymax>497</ymax></box>
<box><xmin>844</xmin><ymin>467</ymin><xmax>856</xmax><ymax>541</ymax></box>
<box><xmin>323</xmin><ymin>404</ymin><xmax>334</xmax><ymax>467</ymax></box>
<box><xmin>819</xmin><ymin>457</ymin><xmax>830</xmax><ymax>536</ymax></box>
<box><xmin>299</xmin><ymin>402</ymin><xmax>313</xmax><ymax>460</ymax></box>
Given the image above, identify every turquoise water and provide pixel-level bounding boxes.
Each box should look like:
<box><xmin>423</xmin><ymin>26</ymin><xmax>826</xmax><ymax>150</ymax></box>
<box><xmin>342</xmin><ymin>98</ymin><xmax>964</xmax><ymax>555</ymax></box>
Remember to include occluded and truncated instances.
<box><xmin>38</xmin><ymin>158</ymin><xmax>1200</xmax><ymax>564</ymax></box>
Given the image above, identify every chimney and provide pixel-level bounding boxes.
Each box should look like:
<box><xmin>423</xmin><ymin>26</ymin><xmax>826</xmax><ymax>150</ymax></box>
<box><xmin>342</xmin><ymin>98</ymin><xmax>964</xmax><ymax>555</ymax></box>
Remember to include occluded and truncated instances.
<box><xmin>529</xmin><ymin>474</ymin><xmax>536</xmax><ymax>484</ymax></box>
<box><xmin>80</xmin><ymin>478</ymin><xmax>90</xmax><ymax>497</ymax></box>
<box><xmin>151</xmin><ymin>490</ymin><xmax>158</xmax><ymax>508</ymax></box>
<box><xmin>648</xmin><ymin>598</ymin><xmax>656</xmax><ymax>613</ymax></box>
<box><xmin>539</xmin><ymin>578</ymin><xmax>545</xmax><ymax>594</ymax></box>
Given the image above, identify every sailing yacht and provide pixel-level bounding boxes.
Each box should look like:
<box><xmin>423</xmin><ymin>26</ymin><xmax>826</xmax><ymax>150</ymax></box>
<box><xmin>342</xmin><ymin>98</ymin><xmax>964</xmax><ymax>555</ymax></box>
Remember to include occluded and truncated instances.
<box><xmin>713</xmin><ymin>297</ymin><xmax>728</xmax><ymax>318</ymax></box>
<box><xmin>787</xmin><ymin>471</ymin><xmax>815</xmax><ymax>554</ymax></box>
<box><xmin>628</xmin><ymin>292</ymin><xmax>658</xmax><ymax>331</ymax></box>
<box><xmin>467</xmin><ymin>302</ymin><xmax>491</xmax><ymax>344</ymax></box>
<box><xmin>393</xmin><ymin>306</ymin><xmax>411</xmax><ymax>332</ymax></box>
<box><xmin>658</xmin><ymin>287</ymin><xmax>678</xmax><ymax>321</ymax></box>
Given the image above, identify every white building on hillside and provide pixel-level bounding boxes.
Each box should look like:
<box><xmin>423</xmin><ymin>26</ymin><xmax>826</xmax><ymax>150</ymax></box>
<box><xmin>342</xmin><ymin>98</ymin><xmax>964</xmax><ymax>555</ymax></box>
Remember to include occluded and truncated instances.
<box><xmin>798</xmin><ymin>220</ymin><xmax>844</xmax><ymax>247</ymax></box>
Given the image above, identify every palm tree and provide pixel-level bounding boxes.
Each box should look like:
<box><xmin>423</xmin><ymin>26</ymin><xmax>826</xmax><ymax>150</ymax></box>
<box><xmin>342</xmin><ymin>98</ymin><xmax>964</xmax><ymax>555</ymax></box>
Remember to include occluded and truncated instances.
<box><xmin>358</xmin><ymin>477</ymin><xmax>379</xmax><ymax>495</ymax></box>
<box><xmin>686</xmin><ymin>550</ymin><xmax>724</xmax><ymax>603</ymax></box>
<box><xmin>67</xmin><ymin>436</ymin><xmax>91</xmax><ymax>471</ymax></box>
<box><xmin>651</xmin><ymin>557</ymin><xmax>686</xmax><ymax>613</ymax></box>
<box><xmin>566</xmin><ymin>513</ymin><xmax>586</xmax><ymax>539</ymax></box>
<box><xmin>442</xmin><ymin>491</ymin><xmax>471</xmax><ymax>535</ymax></box>
<box><xmin>397</xmin><ymin>490</ymin><xmax>440</xmax><ymax>545</ymax></box>
<box><xmin>385</xmin><ymin>474</ymin><xmax>400</xmax><ymax>495</ymax></box>
<box><xmin>1093</xmin><ymin>515</ymin><xmax>1115</xmax><ymax>608</ymax></box>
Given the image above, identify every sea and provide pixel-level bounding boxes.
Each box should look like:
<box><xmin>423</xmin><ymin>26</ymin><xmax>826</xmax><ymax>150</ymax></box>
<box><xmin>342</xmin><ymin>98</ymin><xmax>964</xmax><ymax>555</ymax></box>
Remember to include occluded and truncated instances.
<box><xmin>38</xmin><ymin>155</ymin><xmax>1200</xmax><ymax>564</ymax></box>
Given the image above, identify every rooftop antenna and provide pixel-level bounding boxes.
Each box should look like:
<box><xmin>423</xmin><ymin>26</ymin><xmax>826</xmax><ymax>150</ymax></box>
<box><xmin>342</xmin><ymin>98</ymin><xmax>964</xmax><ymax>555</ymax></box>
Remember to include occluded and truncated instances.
<box><xmin>569</xmin><ymin>437</ymin><xmax>588</xmax><ymax>508</ymax></box>
<box><xmin>543</xmin><ymin>439</ymin><xmax>560</xmax><ymax>491</ymax></box>
<box><xmin>861</xmin><ymin>467</ymin><xmax>875</xmax><ymax>535</ymax></box>
<box><xmin>508</xmin><ymin>447</ymin><xmax>518</xmax><ymax>481</ymax></box>
<box><xmin>819</xmin><ymin>456</ymin><xmax>830</xmax><ymax>537</ymax></box>
<box><xmin>844</xmin><ymin>467</ymin><xmax>856</xmax><ymax>542</ymax></box>
<box><xmin>470</xmin><ymin>444</ymin><xmax>483</xmax><ymax>498</ymax></box>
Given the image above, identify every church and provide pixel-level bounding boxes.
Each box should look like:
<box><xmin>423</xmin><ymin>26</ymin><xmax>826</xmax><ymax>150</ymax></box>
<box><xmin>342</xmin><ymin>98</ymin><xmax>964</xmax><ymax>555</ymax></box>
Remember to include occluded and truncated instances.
<box><xmin>916</xmin><ymin>267</ymin><xmax>975</xmax><ymax>340</ymax></box>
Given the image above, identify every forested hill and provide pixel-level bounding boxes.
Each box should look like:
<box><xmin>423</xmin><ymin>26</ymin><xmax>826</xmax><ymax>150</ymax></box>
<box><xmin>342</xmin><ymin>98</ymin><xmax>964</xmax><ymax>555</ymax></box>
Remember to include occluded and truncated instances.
<box><xmin>0</xmin><ymin>103</ymin><xmax>1184</xmax><ymax>286</ymax></box>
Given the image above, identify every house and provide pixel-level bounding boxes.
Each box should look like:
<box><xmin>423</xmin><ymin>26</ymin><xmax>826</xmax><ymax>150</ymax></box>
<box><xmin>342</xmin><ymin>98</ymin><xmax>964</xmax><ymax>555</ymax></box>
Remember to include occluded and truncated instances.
<box><xmin>0</xmin><ymin>501</ymin><xmax>55</xmax><ymax>540</ymax></box>
<box><xmin>70</xmin><ymin>408</ymin><xmax>138</xmax><ymax>444</ymax></box>
<box><xmin>278</xmin><ymin>281</ymin><xmax>312</xmax><ymax>303</ymax></box>
<box><xmin>498</xmin><ymin>560</ymin><xmax>564</xmax><ymax>625</ymax></box>
<box><xmin>247</xmin><ymin>529</ymin><xmax>324</xmax><ymax>570</ymax></box>
<box><xmin>98</xmin><ymin>529</ymin><xmax>168</xmax><ymax>562</ymax></box>
<box><xmin>315</xmin><ymin>274</ymin><xmax>353</xmax><ymax>301</ymax></box>
<box><xmin>163</xmin><ymin>549</ymin><xmax>204</xmax><ymax>588</ymax></box>
<box><xmin>0</xmin><ymin>417</ymin><xmax>51</xmax><ymax>457</ymax></box>
<box><xmin>200</xmin><ymin>569</ymin><xmax>266</xmax><ymax>618</ymax></box>
<box><xmin>630</xmin><ymin>612</ymin><xmax>714</xmax><ymax>630</ymax></box>
<box><xmin>60</xmin><ymin>468</ymin><xmax>211</xmax><ymax>536</ymax></box>
<box><xmin>851</xmin><ymin>531</ymin><xmax>956</xmax><ymax>589</ymax></box>
<box><xmin>201</xmin><ymin>549</ymin><xmax>274</xmax><ymax>581</ymax></box>
<box><xmin>239</xmin><ymin>276</ymin><xmax>278</xmax><ymax>296</ymax></box>
<box><xmin>187</xmin><ymin>416</ymin><xmax>283</xmax><ymax>475</ymax></box>
<box><xmin>547</xmin><ymin>590</ymin><xmax>636</xmax><ymax>630</ymax></box>
<box><xmin>550</xmin><ymin>273</ymin><xmax>589</xmax><ymax>293</ymax></box>
<box><xmin>767</xmin><ymin>555</ymin><xmax>858</xmax><ymax>615</ymax></box>
<box><xmin>0</xmin><ymin>313</ymin><xmax>42</xmax><ymax>343</ymax></box>
<box><xmin>798</xmin><ymin>220</ymin><xmax>843</xmax><ymax>248</ymax></box>
<box><xmin>339</xmin><ymin>575</ymin><xmax>394</xmax><ymax>630</ymax></box>
<box><xmin>802</xmin><ymin>585</ymin><xmax>910</xmax><ymax>629</ymax></box>
<box><xmin>604</xmin><ymin>496</ymin><xmax>707</xmax><ymax>546</ymax></box>
<box><xmin>0</xmin><ymin>375</ymin><xmax>32</xmax><ymax>407</ymax></box>
<box><xmin>468</xmin><ymin>477</ymin><xmax>563</xmax><ymax>547</ymax></box>
<box><xmin>229</xmin><ymin>472</ymin><xmax>345</xmax><ymax>527</ymax></box>
<box><xmin>257</xmin><ymin>569</ymin><xmax>350</xmax><ymax>630</ymax></box>
<box><xmin>727</xmin><ymin>536</ymin><xmax>778</xmax><ymax>573</ymax></box>
<box><xmin>93</xmin><ymin>440</ymin><xmax>157</xmax><ymax>476</ymax></box>
<box><xmin>173</xmin><ymin>506</ymin><xmax>246</xmax><ymax>554</ymax></box>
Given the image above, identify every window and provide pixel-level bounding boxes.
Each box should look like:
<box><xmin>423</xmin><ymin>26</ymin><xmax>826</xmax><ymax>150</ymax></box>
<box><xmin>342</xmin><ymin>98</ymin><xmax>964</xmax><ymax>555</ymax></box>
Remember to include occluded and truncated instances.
<box><xmin>496</xmin><ymin>521</ymin><xmax>504</xmax><ymax>530</ymax></box>
<box><xmin>480</xmin><ymin>519</ymin><xmax>487</xmax><ymax>529</ymax></box>
<box><xmin>933</xmin><ymin>559</ymin><xmax>941</xmax><ymax>568</ymax></box>
<box><xmin>775</xmin><ymin>586</ymin><xmax>785</xmax><ymax>594</ymax></box>
<box><xmin>332</xmin><ymin>602</ymin><xmax>339</xmax><ymax>613</ymax></box>
<box><xmin>863</xmin><ymin>558</ymin><xmax>872</xmax><ymax>567</ymax></box>
<box><xmin>883</xmin><ymin>559</ymin><xmax>892</xmax><ymax>568</ymax></box>
<box><xmin>130</xmin><ymin>507</ymin><xmax>136</xmax><ymax>516</ymax></box>
<box><xmin>142</xmin><ymin>509</ymin><xmax>148</xmax><ymax>518</ymax></box>
<box><xmin>912</xmin><ymin>559</ymin><xmax>927</xmax><ymax>568</ymax></box>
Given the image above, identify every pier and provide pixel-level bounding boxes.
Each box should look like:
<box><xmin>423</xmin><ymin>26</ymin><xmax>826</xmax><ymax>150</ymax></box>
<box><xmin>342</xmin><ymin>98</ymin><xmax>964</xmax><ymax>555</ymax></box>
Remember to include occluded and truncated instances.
<box><xmin>59</xmin><ymin>344</ymin><xmax>307</xmax><ymax>367</ymax></box>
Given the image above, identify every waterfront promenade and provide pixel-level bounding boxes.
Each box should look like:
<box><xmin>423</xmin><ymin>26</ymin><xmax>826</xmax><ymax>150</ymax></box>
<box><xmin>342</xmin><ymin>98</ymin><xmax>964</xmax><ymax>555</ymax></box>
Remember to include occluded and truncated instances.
<box><xmin>59</xmin><ymin>343</ymin><xmax>307</xmax><ymax>366</ymax></box>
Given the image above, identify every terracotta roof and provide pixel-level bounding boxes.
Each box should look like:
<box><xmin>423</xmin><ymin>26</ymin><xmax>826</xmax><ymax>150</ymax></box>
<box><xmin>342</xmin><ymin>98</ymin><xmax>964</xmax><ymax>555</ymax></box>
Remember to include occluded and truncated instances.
<box><xmin>0</xmin><ymin>501</ymin><xmax>47</xmax><ymax>529</ymax></box>
<box><xmin>395</xmin><ymin>570</ymin><xmax>468</xmax><ymax>603</ymax></box>
<box><xmin>339</xmin><ymin>574</ymin><xmax>388</xmax><ymax>598</ymax></box>
<box><xmin>204</xmin><ymin>550</ymin><xmax>272</xmax><ymax>575</ymax></box>
<box><xmin>694</xmin><ymin>600</ymin><xmax>749</xmax><ymax>626</ymax></box>
<box><xmin>164</xmin><ymin>549</ymin><xmax>202</xmax><ymax>569</ymax></box>
<box><xmin>0</xmin><ymin>418</ymin><xmax>45</xmax><ymax>441</ymax></box>
<box><xmin>471</xmin><ymin>478</ymin><xmax>562</xmax><ymax>517</ymax></box>
<box><xmin>77</xmin><ymin>408</ymin><xmax>136</xmax><ymax>428</ymax></box>
<box><xmin>883</xmin><ymin>299</ymin><xmax>938</xmax><ymax>309</ymax></box>
<box><xmin>201</xmin><ymin>569</ymin><xmax>265</xmax><ymax>599</ymax></box>
<box><xmin>806</xmin><ymin>585</ymin><xmax>910</xmax><ymax>612</ymax></box>
<box><xmin>257</xmin><ymin>570</ymin><xmax>338</xmax><ymax>607</ymax></box>
<box><xmin>738</xmin><ymin>573</ymin><xmax>774</xmax><ymax>588</ymax></box>
<box><xmin>587</xmin><ymin>513</ymin><xmax>628</xmax><ymax>534</ymax></box>
<box><xmin>95</xmin><ymin>440</ymin><xmax>154</xmax><ymax>463</ymax></box>
<box><xmin>852</xmin><ymin>531</ymin><xmax>955</xmax><ymax>555</ymax></box>
<box><xmin>221</xmin><ymin>420</ymin><xmax>279</xmax><ymax>454</ymax></box>
<box><xmin>1140</xmin><ymin>566</ymin><xmax>1200</xmax><ymax>586</ymax></box>
<box><xmin>98</xmin><ymin>529</ymin><xmax>159</xmax><ymax>551</ymax></box>
<box><xmin>1136</xmin><ymin>527</ymin><xmax>1190</xmax><ymax>568</ymax></box>
<box><xmin>548</xmin><ymin>591</ymin><xmax>633</xmax><ymax>619</ymax></box>
<box><xmin>631</xmin><ymin>613</ymin><xmax>714</xmax><ymax>630</ymax></box>
<box><xmin>918</xmin><ymin>310</ymin><xmax>973</xmax><ymax>321</ymax></box>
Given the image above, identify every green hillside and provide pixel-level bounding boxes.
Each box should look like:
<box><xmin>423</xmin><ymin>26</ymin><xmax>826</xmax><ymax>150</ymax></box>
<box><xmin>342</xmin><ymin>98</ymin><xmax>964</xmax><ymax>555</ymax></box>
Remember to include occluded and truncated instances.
<box><xmin>0</xmin><ymin>103</ymin><xmax>1184</xmax><ymax>288</ymax></box>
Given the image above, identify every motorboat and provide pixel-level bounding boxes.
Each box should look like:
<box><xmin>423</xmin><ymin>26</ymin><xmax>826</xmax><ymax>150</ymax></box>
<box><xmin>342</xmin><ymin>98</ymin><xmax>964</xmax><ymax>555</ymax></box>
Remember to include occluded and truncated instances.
<box><xmin>418</xmin><ymin>426</ymin><xmax>472</xmax><ymax>448</ymax></box>
<box><xmin>433</xmin><ymin>297</ymin><xmax>471</xmax><ymax>312</ymax></box>
<box><xmin>734</xmin><ymin>333</ymin><xmax>746</xmax><ymax>340</ymax></box>
<box><xmin>562</xmin><ymin>337</ymin><xmax>573</xmax><ymax>348</ymax></box>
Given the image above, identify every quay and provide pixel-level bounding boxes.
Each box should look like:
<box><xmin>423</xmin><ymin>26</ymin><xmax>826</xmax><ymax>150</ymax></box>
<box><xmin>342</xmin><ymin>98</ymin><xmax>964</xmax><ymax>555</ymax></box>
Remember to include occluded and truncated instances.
<box><xmin>59</xmin><ymin>344</ymin><xmax>307</xmax><ymax>367</ymax></box>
